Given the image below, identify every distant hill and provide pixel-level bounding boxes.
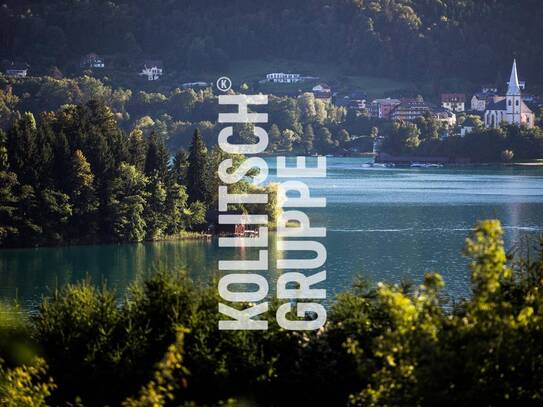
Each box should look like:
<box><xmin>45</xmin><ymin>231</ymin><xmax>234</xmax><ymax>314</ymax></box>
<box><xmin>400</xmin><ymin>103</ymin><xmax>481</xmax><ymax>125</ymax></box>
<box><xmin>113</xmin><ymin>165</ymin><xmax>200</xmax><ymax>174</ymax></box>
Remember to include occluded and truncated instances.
<box><xmin>1</xmin><ymin>0</ymin><xmax>543</xmax><ymax>92</ymax></box>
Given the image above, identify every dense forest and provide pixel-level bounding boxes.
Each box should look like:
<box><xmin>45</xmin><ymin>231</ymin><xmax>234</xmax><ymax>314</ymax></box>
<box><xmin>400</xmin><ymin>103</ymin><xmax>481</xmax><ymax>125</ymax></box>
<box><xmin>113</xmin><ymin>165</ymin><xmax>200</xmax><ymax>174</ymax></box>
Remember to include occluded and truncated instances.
<box><xmin>2</xmin><ymin>0</ymin><xmax>543</xmax><ymax>88</ymax></box>
<box><xmin>0</xmin><ymin>101</ymin><xmax>277</xmax><ymax>247</ymax></box>
<box><xmin>1</xmin><ymin>220</ymin><xmax>543</xmax><ymax>406</ymax></box>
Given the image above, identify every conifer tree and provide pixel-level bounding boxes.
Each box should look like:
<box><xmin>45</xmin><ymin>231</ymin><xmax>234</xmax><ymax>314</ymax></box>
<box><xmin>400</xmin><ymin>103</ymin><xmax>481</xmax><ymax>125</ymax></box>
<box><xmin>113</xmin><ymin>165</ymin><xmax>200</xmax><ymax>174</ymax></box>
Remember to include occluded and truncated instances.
<box><xmin>164</xmin><ymin>181</ymin><xmax>189</xmax><ymax>235</ymax></box>
<box><xmin>38</xmin><ymin>188</ymin><xmax>72</xmax><ymax>243</ymax></box>
<box><xmin>143</xmin><ymin>174</ymin><xmax>167</xmax><ymax>239</ymax></box>
<box><xmin>0</xmin><ymin>171</ymin><xmax>19</xmax><ymax>245</ymax></box>
<box><xmin>171</xmin><ymin>149</ymin><xmax>189</xmax><ymax>186</ymax></box>
<box><xmin>144</xmin><ymin>131</ymin><xmax>169</xmax><ymax>180</ymax></box>
<box><xmin>108</xmin><ymin>163</ymin><xmax>148</xmax><ymax>242</ymax></box>
<box><xmin>7</xmin><ymin>112</ymin><xmax>39</xmax><ymax>186</ymax></box>
<box><xmin>67</xmin><ymin>150</ymin><xmax>98</xmax><ymax>238</ymax></box>
<box><xmin>303</xmin><ymin>124</ymin><xmax>315</xmax><ymax>154</ymax></box>
<box><xmin>186</xmin><ymin>129</ymin><xmax>208</xmax><ymax>204</ymax></box>
<box><xmin>127</xmin><ymin>129</ymin><xmax>147</xmax><ymax>172</ymax></box>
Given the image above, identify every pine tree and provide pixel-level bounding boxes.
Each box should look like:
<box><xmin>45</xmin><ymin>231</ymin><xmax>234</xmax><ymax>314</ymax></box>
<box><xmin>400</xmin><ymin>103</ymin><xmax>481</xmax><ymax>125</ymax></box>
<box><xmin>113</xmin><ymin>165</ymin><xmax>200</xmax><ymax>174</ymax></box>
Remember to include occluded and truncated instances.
<box><xmin>186</xmin><ymin>129</ymin><xmax>208</xmax><ymax>204</ymax></box>
<box><xmin>7</xmin><ymin>112</ymin><xmax>39</xmax><ymax>186</ymax></box>
<box><xmin>108</xmin><ymin>163</ymin><xmax>148</xmax><ymax>242</ymax></box>
<box><xmin>0</xmin><ymin>129</ymin><xmax>9</xmax><ymax>172</ymax></box>
<box><xmin>144</xmin><ymin>131</ymin><xmax>169</xmax><ymax>180</ymax></box>
<box><xmin>38</xmin><ymin>188</ymin><xmax>72</xmax><ymax>243</ymax></box>
<box><xmin>303</xmin><ymin>124</ymin><xmax>315</xmax><ymax>154</ymax></box>
<box><xmin>164</xmin><ymin>181</ymin><xmax>189</xmax><ymax>235</ymax></box>
<box><xmin>16</xmin><ymin>185</ymin><xmax>42</xmax><ymax>245</ymax></box>
<box><xmin>52</xmin><ymin>130</ymin><xmax>71</xmax><ymax>192</ymax></box>
<box><xmin>143</xmin><ymin>174</ymin><xmax>167</xmax><ymax>239</ymax></box>
<box><xmin>35</xmin><ymin>121</ymin><xmax>55</xmax><ymax>188</ymax></box>
<box><xmin>127</xmin><ymin>129</ymin><xmax>147</xmax><ymax>172</ymax></box>
<box><xmin>0</xmin><ymin>171</ymin><xmax>20</xmax><ymax>245</ymax></box>
<box><xmin>67</xmin><ymin>150</ymin><xmax>98</xmax><ymax>239</ymax></box>
<box><xmin>171</xmin><ymin>149</ymin><xmax>189</xmax><ymax>186</ymax></box>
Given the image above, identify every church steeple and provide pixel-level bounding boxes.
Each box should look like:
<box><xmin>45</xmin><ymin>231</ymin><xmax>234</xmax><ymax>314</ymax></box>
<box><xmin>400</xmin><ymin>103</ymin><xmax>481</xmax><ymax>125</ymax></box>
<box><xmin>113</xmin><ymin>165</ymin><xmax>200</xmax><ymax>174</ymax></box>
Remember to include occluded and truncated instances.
<box><xmin>507</xmin><ymin>59</ymin><xmax>521</xmax><ymax>96</ymax></box>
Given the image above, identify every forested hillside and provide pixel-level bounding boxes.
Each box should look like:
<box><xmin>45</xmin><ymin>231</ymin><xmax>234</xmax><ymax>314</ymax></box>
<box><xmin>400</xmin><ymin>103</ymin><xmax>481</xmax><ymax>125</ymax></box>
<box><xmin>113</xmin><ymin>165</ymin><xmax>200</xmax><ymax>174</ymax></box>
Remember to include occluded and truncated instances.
<box><xmin>1</xmin><ymin>0</ymin><xmax>543</xmax><ymax>87</ymax></box>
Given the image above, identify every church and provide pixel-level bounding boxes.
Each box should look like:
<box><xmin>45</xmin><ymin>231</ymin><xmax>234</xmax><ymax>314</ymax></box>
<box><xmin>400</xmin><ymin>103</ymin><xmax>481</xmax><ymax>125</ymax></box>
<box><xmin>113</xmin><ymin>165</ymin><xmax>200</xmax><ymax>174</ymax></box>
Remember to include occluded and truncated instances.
<box><xmin>484</xmin><ymin>60</ymin><xmax>534</xmax><ymax>129</ymax></box>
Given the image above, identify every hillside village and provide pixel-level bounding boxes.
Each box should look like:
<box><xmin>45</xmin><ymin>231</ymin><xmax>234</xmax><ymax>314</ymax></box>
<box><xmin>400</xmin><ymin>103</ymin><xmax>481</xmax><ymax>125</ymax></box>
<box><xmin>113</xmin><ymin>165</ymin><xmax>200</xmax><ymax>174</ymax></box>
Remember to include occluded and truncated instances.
<box><xmin>258</xmin><ymin>60</ymin><xmax>540</xmax><ymax>138</ymax></box>
<box><xmin>2</xmin><ymin>56</ymin><xmax>542</xmax><ymax>163</ymax></box>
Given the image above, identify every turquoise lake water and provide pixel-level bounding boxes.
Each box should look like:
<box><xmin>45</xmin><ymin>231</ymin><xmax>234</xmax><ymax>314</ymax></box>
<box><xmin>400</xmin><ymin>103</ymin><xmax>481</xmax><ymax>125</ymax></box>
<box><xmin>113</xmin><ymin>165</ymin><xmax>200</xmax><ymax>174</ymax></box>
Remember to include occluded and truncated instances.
<box><xmin>2</xmin><ymin>157</ymin><xmax>543</xmax><ymax>307</ymax></box>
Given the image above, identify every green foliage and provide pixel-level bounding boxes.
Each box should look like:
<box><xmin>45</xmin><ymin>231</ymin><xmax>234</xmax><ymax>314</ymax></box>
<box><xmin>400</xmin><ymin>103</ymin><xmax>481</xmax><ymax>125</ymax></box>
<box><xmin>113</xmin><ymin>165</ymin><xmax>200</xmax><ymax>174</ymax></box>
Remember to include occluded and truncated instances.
<box><xmin>380</xmin><ymin>122</ymin><xmax>543</xmax><ymax>163</ymax></box>
<box><xmin>0</xmin><ymin>358</ymin><xmax>56</xmax><ymax>407</ymax></box>
<box><xmin>382</xmin><ymin>120</ymin><xmax>421</xmax><ymax>155</ymax></box>
<box><xmin>7</xmin><ymin>221</ymin><xmax>543</xmax><ymax>405</ymax></box>
<box><xmin>122</xmin><ymin>327</ymin><xmax>190</xmax><ymax>407</ymax></box>
<box><xmin>143</xmin><ymin>174</ymin><xmax>167</xmax><ymax>239</ymax></box>
<box><xmin>1</xmin><ymin>0</ymin><xmax>543</xmax><ymax>88</ymax></box>
<box><xmin>144</xmin><ymin>131</ymin><xmax>169</xmax><ymax>179</ymax></box>
<box><xmin>186</xmin><ymin>129</ymin><xmax>209</xmax><ymax>204</ymax></box>
<box><xmin>108</xmin><ymin>163</ymin><xmax>148</xmax><ymax>242</ymax></box>
<box><xmin>0</xmin><ymin>100</ymin><xmax>225</xmax><ymax>247</ymax></box>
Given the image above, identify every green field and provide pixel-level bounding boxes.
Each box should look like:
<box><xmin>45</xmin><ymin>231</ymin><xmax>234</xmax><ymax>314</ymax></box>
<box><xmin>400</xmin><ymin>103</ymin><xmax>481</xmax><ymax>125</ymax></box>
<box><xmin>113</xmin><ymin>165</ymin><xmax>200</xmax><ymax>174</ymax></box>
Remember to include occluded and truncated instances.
<box><xmin>182</xmin><ymin>58</ymin><xmax>415</xmax><ymax>99</ymax></box>
<box><xmin>98</xmin><ymin>58</ymin><xmax>416</xmax><ymax>99</ymax></box>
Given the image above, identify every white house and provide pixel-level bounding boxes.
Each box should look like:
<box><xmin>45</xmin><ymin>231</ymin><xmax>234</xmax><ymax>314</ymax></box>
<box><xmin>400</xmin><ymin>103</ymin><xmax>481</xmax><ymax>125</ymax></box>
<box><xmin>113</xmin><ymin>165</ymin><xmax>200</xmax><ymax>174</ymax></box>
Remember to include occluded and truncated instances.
<box><xmin>470</xmin><ymin>88</ymin><xmax>498</xmax><ymax>112</ymax></box>
<box><xmin>5</xmin><ymin>63</ymin><xmax>28</xmax><ymax>78</ymax></box>
<box><xmin>312</xmin><ymin>83</ymin><xmax>331</xmax><ymax>98</ymax></box>
<box><xmin>433</xmin><ymin>107</ymin><xmax>457</xmax><ymax>127</ymax></box>
<box><xmin>140</xmin><ymin>60</ymin><xmax>163</xmax><ymax>81</ymax></box>
<box><xmin>441</xmin><ymin>93</ymin><xmax>465</xmax><ymax>112</ymax></box>
<box><xmin>80</xmin><ymin>53</ymin><xmax>105</xmax><ymax>69</ymax></box>
<box><xmin>484</xmin><ymin>60</ymin><xmax>534</xmax><ymax>129</ymax></box>
<box><xmin>266</xmin><ymin>73</ymin><xmax>302</xmax><ymax>83</ymax></box>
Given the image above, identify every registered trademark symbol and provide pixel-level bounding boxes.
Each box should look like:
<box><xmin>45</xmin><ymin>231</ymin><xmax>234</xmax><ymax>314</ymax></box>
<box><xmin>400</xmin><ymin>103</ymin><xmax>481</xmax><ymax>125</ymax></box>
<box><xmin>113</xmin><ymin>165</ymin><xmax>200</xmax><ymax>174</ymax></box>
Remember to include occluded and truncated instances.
<box><xmin>216</xmin><ymin>76</ymin><xmax>232</xmax><ymax>92</ymax></box>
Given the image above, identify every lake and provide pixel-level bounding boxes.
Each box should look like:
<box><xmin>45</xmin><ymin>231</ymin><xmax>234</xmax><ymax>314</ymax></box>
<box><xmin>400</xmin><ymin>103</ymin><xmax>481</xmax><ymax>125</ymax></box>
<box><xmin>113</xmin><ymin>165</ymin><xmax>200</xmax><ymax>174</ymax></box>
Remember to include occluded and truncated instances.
<box><xmin>2</xmin><ymin>157</ymin><xmax>543</xmax><ymax>308</ymax></box>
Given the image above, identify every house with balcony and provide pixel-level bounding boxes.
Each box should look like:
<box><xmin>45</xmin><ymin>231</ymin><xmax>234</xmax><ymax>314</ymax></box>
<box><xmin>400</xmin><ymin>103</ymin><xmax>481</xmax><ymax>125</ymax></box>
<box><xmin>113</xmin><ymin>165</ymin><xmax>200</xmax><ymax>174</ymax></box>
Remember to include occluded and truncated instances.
<box><xmin>265</xmin><ymin>73</ymin><xmax>303</xmax><ymax>83</ymax></box>
<box><xmin>140</xmin><ymin>60</ymin><xmax>163</xmax><ymax>81</ymax></box>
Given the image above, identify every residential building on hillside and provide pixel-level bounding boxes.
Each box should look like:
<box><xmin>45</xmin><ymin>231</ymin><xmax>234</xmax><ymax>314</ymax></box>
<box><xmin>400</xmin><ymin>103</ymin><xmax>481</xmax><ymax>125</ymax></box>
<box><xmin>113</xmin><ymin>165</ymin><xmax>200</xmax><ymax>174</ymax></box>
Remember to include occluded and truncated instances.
<box><xmin>470</xmin><ymin>88</ymin><xmax>498</xmax><ymax>112</ymax></box>
<box><xmin>484</xmin><ymin>60</ymin><xmax>534</xmax><ymax>129</ymax></box>
<box><xmin>441</xmin><ymin>93</ymin><xmax>465</xmax><ymax>112</ymax></box>
<box><xmin>5</xmin><ymin>63</ymin><xmax>28</xmax><ymax>78</ymax></box>
<box><xmin>266</xmin><ymin>73</ymin><xmax>302</xmax><ymax>83</ymax></box>
<box><xmin>369</xmin><ymin>98</ymin><xmax>401</xmax><ymax>119</ymax></box>
<box><xmin>390</xmin><ymin>100</ymin><xmax>430</xmax><ymax>121</ymax></box>
<box><xmin>80</xmin><ymin>53</ymin><xmax>104</xmax><ymax>69</ymax></box>
<box><xmin>140</xmin><ymin>60</ymin><xmax>163</xmax><ymax>81</ymax></box>
<box><xmin>312</xmin><ymin>83</ymin><xmax>331</xmax><ymax>98</ymax></box>
<box><xmin>333</xmin><ymin>91</ymin><xmax>367</xmax><ymax>110</ymax></box>
<box><xmin>433</xmin><ymin>106</ymin><xmax>457</xmax><ymax>126</ymax></box>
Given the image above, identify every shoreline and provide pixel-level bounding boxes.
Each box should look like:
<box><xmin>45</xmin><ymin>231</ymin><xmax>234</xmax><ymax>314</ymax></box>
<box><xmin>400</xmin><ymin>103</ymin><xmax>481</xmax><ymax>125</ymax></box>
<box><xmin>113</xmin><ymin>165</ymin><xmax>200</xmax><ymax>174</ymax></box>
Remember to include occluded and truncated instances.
<box><xmin>0</xmin><ymin>231</ymin><xmax>213</xmax><ymax>251</ymax></box>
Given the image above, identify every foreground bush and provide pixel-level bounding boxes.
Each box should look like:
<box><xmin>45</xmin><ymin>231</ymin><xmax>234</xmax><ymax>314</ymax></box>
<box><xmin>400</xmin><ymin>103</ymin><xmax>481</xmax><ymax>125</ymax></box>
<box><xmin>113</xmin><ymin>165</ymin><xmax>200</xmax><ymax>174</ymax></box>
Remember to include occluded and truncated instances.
<box><xmin>1</xmin><ymin>220</ymin><xmax>542</xmax><ymax>406</ymax></box>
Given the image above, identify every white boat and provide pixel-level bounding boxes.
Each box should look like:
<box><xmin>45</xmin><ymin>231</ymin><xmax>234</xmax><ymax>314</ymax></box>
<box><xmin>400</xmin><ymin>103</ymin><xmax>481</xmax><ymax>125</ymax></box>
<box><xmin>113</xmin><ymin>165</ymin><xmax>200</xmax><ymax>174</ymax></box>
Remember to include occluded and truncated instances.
<box><xmin>362</xmin><ymin>163</ymin><xmax>395</xmax><ymax>168</ymax></box>
<box><xmin>410</xmin><ymin>162</ymin><xmax>443</xmax><ymax>168</ymax></box>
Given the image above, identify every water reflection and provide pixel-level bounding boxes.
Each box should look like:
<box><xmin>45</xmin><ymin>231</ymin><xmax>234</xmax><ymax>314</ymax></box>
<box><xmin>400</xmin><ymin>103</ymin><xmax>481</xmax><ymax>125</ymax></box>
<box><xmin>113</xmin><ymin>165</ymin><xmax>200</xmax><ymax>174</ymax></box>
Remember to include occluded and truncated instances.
<box><xmin>2</xmin><ymin>158</ymin><xmax>543</xmax><ymax>307</ymax></box>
